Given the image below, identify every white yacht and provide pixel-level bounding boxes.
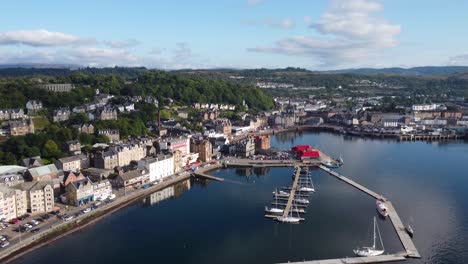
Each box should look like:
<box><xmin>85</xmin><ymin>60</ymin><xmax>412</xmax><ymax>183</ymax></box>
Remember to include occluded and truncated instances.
<box><xmin>265</xmin><ymin>206</ymin><xmax>283</xmax><ymax>214</ymax></box>
<box><xmin>354</xmin><ymin>217</ymin><xmax>385</xmax><ymax>257</ymax></box>
<box><xmin>294</xmin><ymin>198</ymin><xmax>309</xmax><ymax>204</ymax></box>
<box><xmin>376</xmin><ymin>199</ymin><xmax>389</xmax><ymax>217</ymax></box>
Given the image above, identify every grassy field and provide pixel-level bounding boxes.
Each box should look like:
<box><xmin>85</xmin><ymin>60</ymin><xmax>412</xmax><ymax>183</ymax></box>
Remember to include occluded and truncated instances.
<box><xmin>32</xmin><ymin>117</ymin><xmax>50</xmax><ymax>131</ymax></box>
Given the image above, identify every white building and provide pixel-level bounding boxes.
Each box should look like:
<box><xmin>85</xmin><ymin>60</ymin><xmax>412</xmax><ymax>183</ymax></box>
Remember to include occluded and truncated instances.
<box><xmin>92</xmin><ymin>180</ymin><xmax>112</xmax><ymax>201</ymax></box>
<box><xmin>412</xmin><ymin>104</ymin><xmax>437</xmax><ymax>112</ymax></box>
<box><xmin>138</xmin><ymin>154</ymin><xmax>174</xmax><ymax>182</ymax></box>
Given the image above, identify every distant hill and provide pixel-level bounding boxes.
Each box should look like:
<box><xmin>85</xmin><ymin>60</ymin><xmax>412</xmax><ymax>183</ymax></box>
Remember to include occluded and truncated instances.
<box><xmin>0</xmin><ymin>63</ymin><xmax>81</xmax><ymax>69</ymax></box>
<box><xmin>324</xmin><ymin>66</ymin><xmax>468</xmax><ymax>76</ymax></box>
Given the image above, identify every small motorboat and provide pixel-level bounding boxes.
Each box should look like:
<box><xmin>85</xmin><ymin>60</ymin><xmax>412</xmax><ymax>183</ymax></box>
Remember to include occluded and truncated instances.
<box><xmin>405</xmin><ymin>225</ymin><xmax>414</xmax><ymax>237</ymax></box>
<box><xmin>376</xmin><ymin>199</ymin><xmax>389</xmax><ymax>217</ymax></box>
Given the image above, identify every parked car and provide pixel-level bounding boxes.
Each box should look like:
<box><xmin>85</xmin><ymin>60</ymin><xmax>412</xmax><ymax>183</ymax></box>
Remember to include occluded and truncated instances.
<box><xmin>23</xmin><ymin>224</ymin><xmax>33</xmax><ymax>229</ymax></box>
<box><xmin>9</xmin><ymin>218</ymin><xmax>19</xmax><ymax>224</ymax></box>
<box><xmin>0</xmin><ymin>241</ymin><xmax>9</xmax><ymax>248</ymax></box>
<box><xmin>83</xmin><ymin>208</ymin><xmax>91</xmax><ymax>213</ymax></box>
<box><xmin>63</xmin><ymin>215</ymin><xmax>74</xmax><ymax>221</ymax></box>
<box><xmin>0</xmin><ymin>235</ymin><xmax>7</xmax><ymax>241</ymax></box>
<box><xmin>30</xmin><ymin>228</ymin><xmax>40</xmax><ymax>233</ymax></box>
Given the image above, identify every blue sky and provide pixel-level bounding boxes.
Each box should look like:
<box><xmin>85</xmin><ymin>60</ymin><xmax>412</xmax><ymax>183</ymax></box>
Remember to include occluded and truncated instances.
<box><xmin>1</xmin><ymin>0</ymin><xmax>468</xmax><ymax>70</ymax></box>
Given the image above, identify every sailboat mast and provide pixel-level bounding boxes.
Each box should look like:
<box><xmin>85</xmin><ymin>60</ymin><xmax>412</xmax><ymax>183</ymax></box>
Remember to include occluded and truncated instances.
<box><xmin>373</xmin><ymin>217</ymin><xmax>376</xmax><ymax>249</ymax></box>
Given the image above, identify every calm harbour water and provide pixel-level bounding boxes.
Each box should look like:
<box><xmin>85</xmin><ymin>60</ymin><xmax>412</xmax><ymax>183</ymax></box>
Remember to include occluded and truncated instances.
<box><xmin>12</xmin><ymin>132</ymin><xmax>468</xmax><ymax>264</ymax></box>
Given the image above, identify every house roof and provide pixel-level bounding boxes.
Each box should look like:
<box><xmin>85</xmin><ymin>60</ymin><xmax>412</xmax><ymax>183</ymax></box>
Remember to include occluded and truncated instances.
<box><xmin>12</xmin><ymin>181</ymin><xmax>53</xmax><ymax>191</ymax></box>
<box><xmin>0</xmin><ymin>165</ymin><xmax>27</xmax><ymax>175</ymax></box>
<box><xmin>27</xmin><ymin>164</ymin><xmax>58</xmax><ymax>178</ymax></box>
<box><xmin>70</xmin><ymin>178</ymin><xmax>91</xmax><ymax>190</ymax></box>
<box><xmin>120</xmin><ymin>170</ymin><xmax>147</xmax><ymax>181</ymax></box>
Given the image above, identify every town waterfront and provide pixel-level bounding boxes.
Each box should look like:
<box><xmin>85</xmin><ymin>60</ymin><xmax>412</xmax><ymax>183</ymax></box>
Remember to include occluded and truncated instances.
<box><xmin>10</xmin><ymin>132</ymin><xmax>468</xmax><ymax>264</ymax></box>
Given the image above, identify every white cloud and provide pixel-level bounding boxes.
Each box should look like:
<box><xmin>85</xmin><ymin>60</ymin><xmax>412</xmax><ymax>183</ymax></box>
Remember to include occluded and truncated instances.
<box><xmin>311</xmin><ymin>0</ymin><xmax>400</xmax><ymax>47</ymax></box>
<box><xmin>448</xmin><ymin>54</ymin><xmax>468</xmax><ymax>66</ymax></box>
<box><xmin>0</xmin><ymin>29</ymin><xmax>94</xmax><ymax>47</ymax></box>
<box><xmin>266</xmin><ymin>18</ymin><xmax>295</xmax><ymax>29</ymax></box>
<box><xmin>103</xmin><ymin>39</ymin><xmax>140</xmax><ymax>48</ymax></box>
<box><xmin>248</xmin><ymin>0</ymin><xmax>400</xmax><ymax>67</ymax></box>
<box><xmin>0</xmin><ymin>47</ymin><xmax>139</xmax><ymax>67</ymax></box>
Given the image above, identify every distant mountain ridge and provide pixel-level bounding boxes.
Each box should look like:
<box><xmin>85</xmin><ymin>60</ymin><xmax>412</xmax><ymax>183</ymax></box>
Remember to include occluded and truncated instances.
<box><xmin>0</xmin><ymin>63</ymin><xmax>82</xmax><ymax>70</ymax></box>
<box><xmin>324</xmin><ymin>66</ymin><xmax>468</xmax><ymax>76</ymax></box>
<box><xmin>1</xmin><ymin>64</ymin><xmax>468</xmax><ymax>77</ymax></box>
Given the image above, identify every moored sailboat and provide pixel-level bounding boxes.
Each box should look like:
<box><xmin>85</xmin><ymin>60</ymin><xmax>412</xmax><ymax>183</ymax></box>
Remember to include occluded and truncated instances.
<box><xmin>353</xmin><ymin>217</ymin><xmax>385</xmax><ymax>257</ymax></box>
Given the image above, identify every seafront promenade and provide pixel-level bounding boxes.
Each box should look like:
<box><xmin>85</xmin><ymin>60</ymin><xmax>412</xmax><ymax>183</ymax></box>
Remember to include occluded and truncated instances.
<box><xmin>0</xmin><ymin>172</ymin><xmax>191</xmax><ymax>263</ymax></box>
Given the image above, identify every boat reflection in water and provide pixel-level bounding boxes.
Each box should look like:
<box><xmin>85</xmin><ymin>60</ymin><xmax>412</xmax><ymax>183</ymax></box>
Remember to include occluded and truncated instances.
<box><xmin>143</xmin><ymin>179</ymin><xmax>191</xmax><ymax>207</ymax></box>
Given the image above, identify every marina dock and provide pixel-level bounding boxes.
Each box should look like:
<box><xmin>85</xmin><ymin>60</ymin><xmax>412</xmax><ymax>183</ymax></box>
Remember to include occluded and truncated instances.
<box><xmin>317</xmin><ymin>165</ymin><xmax>420</xmax><ymax>260</ymax></box>
<box><xmin>318</xmin><ymin>165</ymin><xmax>385</xmax><ymax>200</ymax></box>
<box><xmin>282</xmin><ymin>165</ymin><xmax>302</xmax><ymax>218</ymax></box>
<box><xmin>277</xmin><ymin>254</ymin><xmax>406</xmax><ymax>264</ymax></box>
<box><xmin>386</xmin><ymin>201</ymin><xmax>421</xmax><ymax>258</ymax></box>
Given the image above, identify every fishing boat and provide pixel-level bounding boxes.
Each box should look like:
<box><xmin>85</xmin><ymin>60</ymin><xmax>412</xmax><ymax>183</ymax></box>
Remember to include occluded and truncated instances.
<box><xmin>376</xmin><ymin>199</ymin><xmax>389</xmax><ymax>217</ymax></box>
<box><xmin>353</xmin><ymin>217</ymin><xmax>385</xmax><ymax>257</ymax></box>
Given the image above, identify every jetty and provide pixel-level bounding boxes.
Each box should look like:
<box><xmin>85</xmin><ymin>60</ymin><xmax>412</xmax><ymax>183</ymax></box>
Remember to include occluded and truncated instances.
<box><xmin>282</xmin><ymin>165</ymin><xmax>302</xmax><ymax>218</ymax></box>
<box><xmin>278</xmin><ymin>254</ymin><xmax>406</xmax><ymax>264</ymax></box>
<box><xmin>317</xmin><ymin>165</ymin><xmax>421</xmax><ymax>260</ymax></box>
<box><xmin>318</xmin><ymin>165</ymin><xmax>385</xmax><ymax>200</ymax></box>
<box><xmin>191</xmin><ymin>165</ymin><xmax>224</xmax><ymax>181</ymax></box>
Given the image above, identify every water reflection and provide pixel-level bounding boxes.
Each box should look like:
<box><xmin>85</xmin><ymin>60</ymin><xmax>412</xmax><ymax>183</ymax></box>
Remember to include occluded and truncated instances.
<box><xmin>143</xmin><ymin>179</ymin><xmax>191</xmax><ymax>207</ymax></box>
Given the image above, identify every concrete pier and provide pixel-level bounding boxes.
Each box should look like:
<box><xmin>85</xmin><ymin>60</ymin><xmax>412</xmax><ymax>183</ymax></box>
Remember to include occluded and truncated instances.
<box><xmin>277</xmin><ymin>254</ymin><xmax>406</xmax><ymax>264</ymax></box>
<box><xmin>192</xmin><ymin>165</ymin><xmax>224</xmax><ymax>181</ymax></box>
<box><xmin>282</xmin><ymin>165</ymin><xmax>302</xmax><ymax>217</ymax></box>
<box><xmin>386</xmin><ymin>201</ymin><xmax>421</xmax><ymax>258</ymax></box>
<box><xmin>317</xmin><ymin>165</ymin><xmax>420</xmax><ymax>260</ymax></box>
<box><xmin>318</xmin><ymin>165</ymin><xmax>385</xmax><ymax>200</ymax></box>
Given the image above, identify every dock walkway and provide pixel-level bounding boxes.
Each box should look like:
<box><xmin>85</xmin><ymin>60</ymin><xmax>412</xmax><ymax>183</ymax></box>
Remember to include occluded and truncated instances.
<box><xmin>317</xmin><ymin>165</ymin><xmax>420</xmax><ymax>259</ymax></box>
<box><xmin>192</xmin><ymin>165</ymin><xmax>224</xmax><ymax>181</ymax></box>
<box><xmin>386</xmin><ymin>201</ymin><xmax>421</xmax><ymax>258</ymax></box>
<box><xmin>282</xmin><ymin>165</ymin><xmax>301</xmax><ymax>217</ymax></box>
<box><xmin>318</xmin><ymin>165</ymin><xmax>385</xmax><ymax>200</ymax></box>
<box><xmin>277</xmin><ymin>254</ymin><xmax>406</xmax><ymax>264</ymax></box>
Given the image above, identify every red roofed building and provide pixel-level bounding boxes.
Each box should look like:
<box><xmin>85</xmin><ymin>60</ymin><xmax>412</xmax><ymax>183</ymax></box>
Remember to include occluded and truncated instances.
<box><xmin>291</xmin><ymin>145</ymin><xmax>320</xmax><ymax>160</ymax></box>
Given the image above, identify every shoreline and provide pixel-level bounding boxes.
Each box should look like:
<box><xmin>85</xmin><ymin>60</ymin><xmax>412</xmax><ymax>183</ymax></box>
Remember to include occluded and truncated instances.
<box><xmin>0</xmin><ymin>128</ymin><xmax>463</xmax><ymax>262</ymax></box>
<box><xmin>0</xmin><ymin>174</ymin><xmax>191</xmax><ymax>264</ymax></box>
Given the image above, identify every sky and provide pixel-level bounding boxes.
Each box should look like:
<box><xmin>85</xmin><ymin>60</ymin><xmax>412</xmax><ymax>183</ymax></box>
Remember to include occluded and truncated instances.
<box><xmin>1</xmin><ymin>0</ymin><xmax>468</xmax><ymax>70</ymax></box>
